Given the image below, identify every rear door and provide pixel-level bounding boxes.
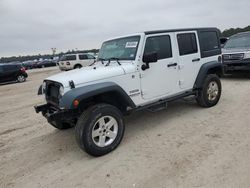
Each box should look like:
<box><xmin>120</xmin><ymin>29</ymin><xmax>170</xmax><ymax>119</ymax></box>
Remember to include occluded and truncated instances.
<box><xmin>2</xmin><ymin>65</ymin><xmax>16</xmax><ymax>82</ymax></box>
<box><xmin>175</xmin><ymin>31</ymin><xmax>201</xmax><ymax>90</ymax></box>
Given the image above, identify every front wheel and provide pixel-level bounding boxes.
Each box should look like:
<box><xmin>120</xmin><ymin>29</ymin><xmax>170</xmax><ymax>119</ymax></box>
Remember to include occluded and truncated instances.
<box><xmin>75</xmin><ymin>104</ymin><xmax>125</xmax><ymax>157</ymax></box>
<box><xmin>196</xmin><ymin>74</ymin><xmax>222</xmax><ymax>107</ymax></box>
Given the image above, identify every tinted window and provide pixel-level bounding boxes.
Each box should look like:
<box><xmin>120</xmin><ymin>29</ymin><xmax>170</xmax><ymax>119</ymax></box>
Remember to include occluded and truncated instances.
<box><xmin>61</xmin><ymin>55</ymin><xmax>76</xmax><ymax>61</ymax></box>
<box><xmin>3</xmin><ymin>65</ymin><xmax>16</xmax><ymax>71</ymax></box>
<box><xmin>144</xmin><ymin>35</ymin><xmax>172</xmax><ymax>60</ymax></box>
<box><xmin>79</xmin><ymin>55</ymin><xmax>88</xmax><ymax>60</ymax></box>
<box><xmin>0</xmin><ymin>66</ymin><xmax>3</xmax><ymax>73</ymax></box>
<box><xmin>177</xmin><ymin>33</ymin><xmax>198</xmax><ymax>56</ymax></box>
<box><xmin>199</xmin><ymin>31</ymin><xmax>219</xmax><ymax>51</ymax></box>
<box><xmin>224</xmin><ymin>34</ymin><xmax>250</xmax><ymax>49</ymax></box>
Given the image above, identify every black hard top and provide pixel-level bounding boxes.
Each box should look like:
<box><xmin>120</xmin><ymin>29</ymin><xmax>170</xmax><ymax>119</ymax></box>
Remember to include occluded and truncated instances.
<box><xmin>144</xmin><ymin>27</ymin><xmax>220</xmax><ymax>35</ymax></box>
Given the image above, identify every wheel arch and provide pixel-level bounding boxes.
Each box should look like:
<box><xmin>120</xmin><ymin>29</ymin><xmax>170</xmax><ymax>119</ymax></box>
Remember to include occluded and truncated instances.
<box><xmin>59</xmin><ymin>82</ymin><xmax>136</xmax><ymax>114</ymax></box>
<box><xmin>194</xmin><ymin>61</ymin><xmax>222</xmax><ymax>89</ymax></box>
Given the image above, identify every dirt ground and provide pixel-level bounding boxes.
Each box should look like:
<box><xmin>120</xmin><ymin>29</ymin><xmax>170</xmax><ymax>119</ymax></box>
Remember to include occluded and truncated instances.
<box><xmin>0</xmin><ymin>67</ymin><xmax>250</xmax><ymax>188</ymax></box>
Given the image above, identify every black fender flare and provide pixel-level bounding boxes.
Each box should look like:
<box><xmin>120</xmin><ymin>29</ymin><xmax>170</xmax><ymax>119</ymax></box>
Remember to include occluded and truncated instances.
<box><xmin>194</xmin><ymin>61</ymin><xmax>222</xmax><ymax>89</ymax></box>
<box><xmin>59</xmin><ymin>82</ymin><xmax>136</xmax><ymax>109</ymax></box>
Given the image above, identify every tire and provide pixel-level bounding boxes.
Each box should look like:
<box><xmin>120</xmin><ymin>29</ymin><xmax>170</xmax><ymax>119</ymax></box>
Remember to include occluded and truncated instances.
<box><xmin>17</xmin><ymin>75</ymin><xmax>26</xmax><ymax>83</ymax></box>
<box><xmin>75</xmin><ymin>104</ymin><xmax>125</xmax><ymax>157</ymax></box>
<box><xmin>196</xmin><ymin>74</ymin><xmax>222</xmax><ymax>108</ymax></box>
<box><xmin>74</xmin><ymin>65</ymin><xmax>82</xmax><ymax>69</ymax></box>
<box><xmin>50</xmin><ymin>121</ymin><xmax>74</xmax><ymax>130</ymax></box>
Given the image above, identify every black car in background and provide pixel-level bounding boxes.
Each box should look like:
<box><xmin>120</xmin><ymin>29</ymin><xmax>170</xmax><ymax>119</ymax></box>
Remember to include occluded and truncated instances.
<box><xmin>34</xmin><ymin>60</ymin><xmax>57</xmax><ymax>68</ymax></box>
<box><xmin>0</xmin><ymin>63</ymin><xmax>28</xmax><ymax>84</ymax></box>
<box><xmin>22</xmin><ymin>60</ymin><xmax>37</xmax><ymax>69</ymax></box>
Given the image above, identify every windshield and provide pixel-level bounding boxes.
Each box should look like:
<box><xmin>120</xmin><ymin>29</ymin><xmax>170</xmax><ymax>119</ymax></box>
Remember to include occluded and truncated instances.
<box><xmin>224</xmin><ymin>34</ymin><xmax>250</xmax><ymax>49</ymax></box>
<box><xmin>98</xmin><ymin>36</ymin><xmax>140</xmax><ymax>61</ymax></box>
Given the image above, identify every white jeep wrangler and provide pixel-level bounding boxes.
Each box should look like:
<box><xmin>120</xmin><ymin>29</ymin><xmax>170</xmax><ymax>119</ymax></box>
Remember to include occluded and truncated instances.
<box><xmin>35</xmin><ymin>28</ymin><xmax>223</xmax><ymax>156</ymax></box>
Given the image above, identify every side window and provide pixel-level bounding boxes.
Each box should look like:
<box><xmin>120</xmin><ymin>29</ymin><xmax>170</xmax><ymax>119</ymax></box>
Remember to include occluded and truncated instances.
<box><xmin>79</xmin><ymin>54</ymin><xmax>88</xmax><ymax>60</ymax></box>
<box><xmin>177</xmin><ymin>33</ymin><xmax>198</xmax><ymax>56</ymax></box>
<box><xmin>0</xmin><ymin>66</ymin><xmax>3</xmax><ymax>73</ymax></box>
<box><xmin>87</xmin><ymin>54</ymin><xmax>95</xmax><ymax>59</ymax></box>
<box><xmin>64</xmin><ymin>55</ymin><xmax>76</xmax><ymax>61</ymax></box>
<box><xmin>144</xmin><ymin>35</ymin><xmax>172</xmax><ymax>61</ymax></box>
<box><xmin>199</xmin><ymin>31</ymin><xmax>219</xmax><ymax>52</ymax></box>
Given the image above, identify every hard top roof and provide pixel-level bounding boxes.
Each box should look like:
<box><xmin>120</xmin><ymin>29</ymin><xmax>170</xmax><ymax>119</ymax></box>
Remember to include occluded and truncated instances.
<box><xmin>144</xmin><ymin>27</ymin><xmax>220</xmax><ymax>35</ymax></box>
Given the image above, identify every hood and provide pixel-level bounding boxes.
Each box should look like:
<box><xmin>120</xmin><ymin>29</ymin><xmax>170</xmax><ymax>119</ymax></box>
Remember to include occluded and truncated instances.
<box><xmin>45</xmin><ymin>62</ymin><xmax>137</xmax><ymax>88</ymax></box>
<box><xmin>222</xmin><ymin>47</ymin><xmax>250</xmax><ymax>54</ymax></box>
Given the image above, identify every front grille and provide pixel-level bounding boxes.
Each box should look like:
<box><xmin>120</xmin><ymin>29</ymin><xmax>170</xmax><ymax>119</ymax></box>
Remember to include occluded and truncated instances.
<box><xmin>222</xmin><ymin>53</ymin><xmax>244</xmax><ymax>62</ymax></box>
<box><xmin>45</xmin><ymin>81</ymin><xmax>60</xmax><ymax>105</ymax></box>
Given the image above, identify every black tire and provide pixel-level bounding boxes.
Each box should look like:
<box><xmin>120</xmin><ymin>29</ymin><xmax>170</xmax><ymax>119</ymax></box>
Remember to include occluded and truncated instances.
<box><xmin>49</xmin><ymin>121</ymin><xmax>74</xmax><ymax>130</ymax></box>
<box><xmin>74</xmin><ymin>64</ymin><xmax>82</xmax><ymax>69</ymax></box>
<box><xmin>196</xmin><ymin>74</ymin><xmax>222</xmax><ymax>108</ymax></box>
<box><xmin>17</xmin><ymin>74</ymin><xmax>26</xmax><ymax>83</ymax></box>
<box><xmin>75</xmin><ymin>103</ymin><xmax>125</xmax><ymax>157</ymax></box>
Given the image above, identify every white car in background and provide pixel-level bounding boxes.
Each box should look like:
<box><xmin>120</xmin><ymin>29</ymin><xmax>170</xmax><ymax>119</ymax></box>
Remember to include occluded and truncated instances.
<box><xmin>59</xmin><ymin>53</ymin><xmax>96</xmax><ymax>71</ymax></box>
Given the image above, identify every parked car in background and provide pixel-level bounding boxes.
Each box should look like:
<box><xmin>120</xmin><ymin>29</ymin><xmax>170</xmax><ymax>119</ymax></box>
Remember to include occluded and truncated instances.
<box><xmin>220</xmin><ymin>37</ymin><xmax>229</xmax><ymax>47</ymax></box>
<box><xmin>58</xmin><ymin>53</ymin><xmax>96</xmax><ymax>71</ymax></box>
<box><xmin>222</xmin><ymin>32</ymin><xmax>250</xmax><ymax>74</ymax></box>
<box><xmin>0</xmin><ymin>63</ymin><xmax>28</xmax><ymax>83</ymax></box>
<box><xmin>22</xmin><ymin>60</ymin><xmax>37</xmax><ymax>69</ymax></box>
<box><xmin>34</xmin><ymin>59</ymin><xmax>57</xmax><ymax>68</ymax></box>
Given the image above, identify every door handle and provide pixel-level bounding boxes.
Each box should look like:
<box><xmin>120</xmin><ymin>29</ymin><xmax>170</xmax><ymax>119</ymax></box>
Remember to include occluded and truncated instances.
<box><xmin>167</xmin><ymin>63</ymin><xmax>177</xmax><ymax>67</ymax></box>
<box><xmin>192</xmin><ymin>58</ymin><xmax>200</xmax><ymax>62</ymax></box>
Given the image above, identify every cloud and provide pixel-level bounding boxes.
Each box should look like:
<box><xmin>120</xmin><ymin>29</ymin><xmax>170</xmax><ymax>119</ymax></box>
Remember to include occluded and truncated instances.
<box><xmin>0</xmin><ymin>0</ymin><xmax>250</xmax><ymax>57</ymax></box>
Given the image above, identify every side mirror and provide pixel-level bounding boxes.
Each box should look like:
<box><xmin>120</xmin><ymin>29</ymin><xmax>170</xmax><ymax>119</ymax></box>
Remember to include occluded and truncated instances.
<box><xmin>142</xmin><ymin>52</ymin><xmax>158</xmax><ymax>71</ymax></box>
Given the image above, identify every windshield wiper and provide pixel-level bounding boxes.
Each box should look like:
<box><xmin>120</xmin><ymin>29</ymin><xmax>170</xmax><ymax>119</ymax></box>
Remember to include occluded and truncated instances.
<box><xmin>105</xmin><ymin>58</ymin><xmax>121</xmax><ymax>66</ymax></box>
<box><xmin>89</xmin><ymin>58</ymin><xmax>106</xmax><ymax>66</ymax></box>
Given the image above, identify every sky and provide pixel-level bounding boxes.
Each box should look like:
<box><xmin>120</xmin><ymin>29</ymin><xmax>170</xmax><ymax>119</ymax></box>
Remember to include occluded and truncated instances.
<box><xmin>0</xmin><ymin>0</ymin><xmax>249</xmax><ymax>57</ymax></box>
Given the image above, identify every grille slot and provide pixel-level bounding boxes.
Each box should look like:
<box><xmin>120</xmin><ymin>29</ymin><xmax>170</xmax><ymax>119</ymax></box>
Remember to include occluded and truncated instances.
<box><xmin>45</xmin><ymin>81</ymin><xmax>60</xmax><ymax>105</ymax></box>
<box><xmin>223</xmin><ymin>53</ymin><xmax>244</xmax><ymax>62</ymax></box>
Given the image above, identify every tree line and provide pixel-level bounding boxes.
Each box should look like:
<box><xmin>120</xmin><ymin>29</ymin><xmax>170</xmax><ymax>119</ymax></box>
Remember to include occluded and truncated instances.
<box><xmin>1</xmin><ymin>25</ymin><xmax>250</xmax><ymax>63</ymax></box>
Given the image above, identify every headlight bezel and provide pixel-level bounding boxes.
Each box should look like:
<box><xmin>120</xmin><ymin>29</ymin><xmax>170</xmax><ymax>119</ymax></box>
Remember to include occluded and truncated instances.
<box><xmin>59</xmin><ymin>85</ymin><xmax>64</xmax><ymax>98</ymax></box>
<box><xmin>244</xmin><ymin>52</ymin><xmax>250</xmax><ymax>59</ymax></box>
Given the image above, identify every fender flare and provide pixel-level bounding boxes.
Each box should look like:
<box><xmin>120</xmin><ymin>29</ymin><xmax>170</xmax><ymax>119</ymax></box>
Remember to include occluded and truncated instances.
<box><xmin>59</xmin><ymin>82</ymin><xmax>136</xmax><ymax>109</ymax></box>
<box><xmin>194</xmin><ymin>61</ymin><xmax>222</xmax><ymax>89</ymax></box>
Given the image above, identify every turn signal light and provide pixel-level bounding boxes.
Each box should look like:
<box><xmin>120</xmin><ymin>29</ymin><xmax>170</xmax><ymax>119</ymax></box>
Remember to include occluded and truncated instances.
<box><xmin>73</xmin><ymin>99</ymin><xmax>80</xmax><ymax>107</ymax></box>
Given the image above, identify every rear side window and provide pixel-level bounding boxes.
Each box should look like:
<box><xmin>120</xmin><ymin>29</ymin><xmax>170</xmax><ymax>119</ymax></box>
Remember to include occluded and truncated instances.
<box><xmin>199</xmin><ymin>31</ymin><xmax>219</xmax><ymax>51</ymax></box>
<box><xmin>79</xmin><ymin>55</ymin><xmax>88</xmax><ymax>60</ymax></box>
<box><xmin>144</xmin><ymin>35</ymin><xmax>172</xmax><ymax>60</ymax></box>
<box><xmin>177</xmin><ymin>33</ymin><xmax>198</xmax><ymax>56</ymax></box>
<box><xmin>198</xmin><ymin>30</ymin><xmax>221</xmax><ymax>58</ymax></box>
<box><xmin>3</xmin><ymin>65</ymin><xmax>15</xmax><ymax>71</ymax></box>
<box><xmin>61</xmin><ymin>55</ymin><xmax>76</xmax><ymax>61</ymax></box>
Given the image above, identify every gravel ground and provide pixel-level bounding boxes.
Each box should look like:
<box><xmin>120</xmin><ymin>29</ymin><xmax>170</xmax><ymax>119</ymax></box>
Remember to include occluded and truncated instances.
<box><xmin>0</xmin><ymin>67</ymin><xmax>250</xmax><ymax>188</ymax></box>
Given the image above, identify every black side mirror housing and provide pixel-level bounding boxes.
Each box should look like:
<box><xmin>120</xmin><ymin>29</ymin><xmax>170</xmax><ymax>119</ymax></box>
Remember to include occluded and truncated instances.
<box><xmin>142</xmin><ymin>52</ymin><xmax>158</xmax><ymax>71</ymax></box>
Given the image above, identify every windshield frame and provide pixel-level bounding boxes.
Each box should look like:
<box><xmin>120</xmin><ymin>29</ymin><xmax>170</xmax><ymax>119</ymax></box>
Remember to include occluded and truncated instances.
<box><xmin>224</xmin><ymin>34</ymin><xmax>250</xmax><ymax>49</ymax></box>
<box><xmin>98</xmin><ymin>35</ymin><xmax>141</xmax><ymax>61</ymax></box>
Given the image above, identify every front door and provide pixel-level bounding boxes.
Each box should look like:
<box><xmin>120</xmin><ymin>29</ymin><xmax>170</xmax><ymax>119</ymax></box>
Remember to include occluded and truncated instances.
<box><xmin>140</xmin><ymin>33</ymin><xmax>179</xmax><ymax>100</ymax></box>
<box><xmin>175</xmin><ymin>31</ymin><xmax>201</xmax><ymax>90</ymax></box>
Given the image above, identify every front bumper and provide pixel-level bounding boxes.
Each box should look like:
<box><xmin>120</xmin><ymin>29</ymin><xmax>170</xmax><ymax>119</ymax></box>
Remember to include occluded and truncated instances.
<box><xmin>34</xmin><ymin>104</ymin><xmax>78</xmax><ymax>124</ymax></box>
<box><xmin>223</xmin><ymin>59</ymin><xmax>250</xmax><ymax>72</ymax></box>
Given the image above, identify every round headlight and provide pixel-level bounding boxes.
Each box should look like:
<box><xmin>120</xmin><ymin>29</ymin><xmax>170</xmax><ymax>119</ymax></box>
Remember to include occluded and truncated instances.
<box><xmin>59</xmin><ymin>85</ymin><xmax>64</xmax><ymax>98</ymax></box>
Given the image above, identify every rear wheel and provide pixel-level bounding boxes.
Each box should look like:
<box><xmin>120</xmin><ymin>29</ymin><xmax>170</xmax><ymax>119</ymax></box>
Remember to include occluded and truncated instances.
<box><xmin>75</xmin><ymin>104</ymin><xmax>125</xmax><ymax>156</ymax></box>
<box><xmin>74</xmin><ymin>64</ymin><xmax>82</xmax><ymax>69</ymax></box>
<box><xmin>196</xmin><ymin>74</ymin><xmax>222</xmax><ymax>107</ymax></box>
<box><xmin>17</xmin><ymin>75</ymin><xmax>26</xmax><ymax>83</ymax></box>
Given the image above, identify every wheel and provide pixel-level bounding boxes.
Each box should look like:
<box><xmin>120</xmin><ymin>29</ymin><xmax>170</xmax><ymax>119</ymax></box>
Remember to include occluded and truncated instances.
<box><xmin>49</xmin><ymin>121</ymin><xmax>74</xmax><ymax>130</ymax></box>
<box><xmin>75</xmin><ymin>104</ymin><xmax>125</xmax><ymax>156</ymax></box>
<box><xmin>196</xmin><ymin>74</ymin><xmax>221</xmax><ymax>107</ymax></box>
<box><xmin>74</xmin><ymin>65</ymin><xmax>82</xmax><ymax>69</ymax></box>
<box><xmin>17</xmin><ymin>75</ymin><xmax>26</xmax><ymax>83</ymax></box>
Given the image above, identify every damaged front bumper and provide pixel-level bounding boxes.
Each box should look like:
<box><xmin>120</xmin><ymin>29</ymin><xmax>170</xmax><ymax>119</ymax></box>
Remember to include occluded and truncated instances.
<box><xmin>34</xmin><ymin>104</ymin><xmax>78</xmax><ymax>124</ymax></box>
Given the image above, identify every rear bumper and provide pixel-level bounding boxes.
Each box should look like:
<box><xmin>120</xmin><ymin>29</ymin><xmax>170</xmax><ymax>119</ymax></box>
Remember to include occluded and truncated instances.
<box><xmin>34</xmin><ymin>104</ymin><xmax>78</xmax><ymax>123</ymax></box>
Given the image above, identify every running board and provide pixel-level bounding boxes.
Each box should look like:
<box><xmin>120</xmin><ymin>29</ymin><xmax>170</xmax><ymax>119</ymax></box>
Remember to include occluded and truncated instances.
<box><xmin>134</xmin><ymin>91</ymin><xmax>196</xmax><ymax>112</ymax></box>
